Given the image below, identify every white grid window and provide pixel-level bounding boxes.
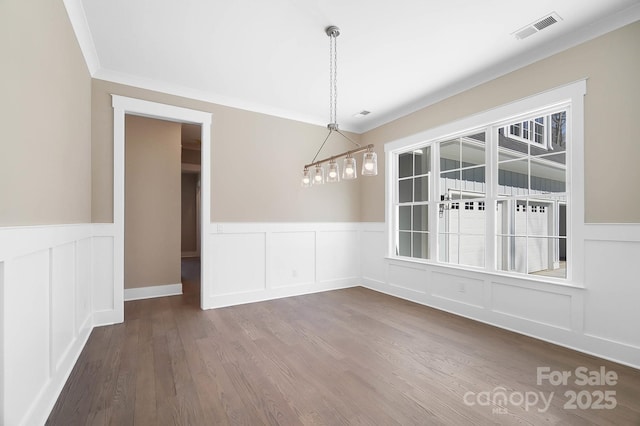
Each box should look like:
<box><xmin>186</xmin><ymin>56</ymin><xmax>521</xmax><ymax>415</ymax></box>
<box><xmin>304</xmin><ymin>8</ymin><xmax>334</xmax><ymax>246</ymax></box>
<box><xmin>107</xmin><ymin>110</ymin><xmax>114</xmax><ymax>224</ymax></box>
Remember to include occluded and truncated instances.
<box><xmin>396</xmin><ymin>147</ymin><xmax>431</xmax><ymax>259</ymax></box>
<box><xmin>387</xmin><ymin>81</ymin><xmax>585</xmax><ymax>283</ymax></box>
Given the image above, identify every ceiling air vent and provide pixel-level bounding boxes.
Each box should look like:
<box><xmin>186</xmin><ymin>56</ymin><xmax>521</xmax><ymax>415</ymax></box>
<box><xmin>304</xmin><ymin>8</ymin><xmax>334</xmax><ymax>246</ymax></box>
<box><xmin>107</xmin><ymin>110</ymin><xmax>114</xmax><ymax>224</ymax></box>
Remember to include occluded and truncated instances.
<box><xmin>513</xmin><ymin>12</ymin><xmax>562</xmax><ymax>40</ymax></box>
<box><xmin>353</xmin><ymin>110</ymin><xmax>371</xmax><ymax>118</ymax></box>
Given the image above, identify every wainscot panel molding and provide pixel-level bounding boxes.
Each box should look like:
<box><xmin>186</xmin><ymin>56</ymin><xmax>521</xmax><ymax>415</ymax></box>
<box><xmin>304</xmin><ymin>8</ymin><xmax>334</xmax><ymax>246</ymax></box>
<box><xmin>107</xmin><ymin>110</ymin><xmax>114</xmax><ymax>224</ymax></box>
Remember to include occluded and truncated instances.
<box><xmin>360</xmin><ymin>222</ymin><xmax>640</xmax><ymax>369</ymax></box>
<box><xmin>91</xmin><ymin>223</ymin><xmax>120</xmax><ymax>326</ymax></box>
<box><xmin>205</xmin><ymin>223</ymin><xmax>361</xmax><ymax>308</ymax></box>
<box><xmin>0</xmin><ymin>224</ymin><xmax>95</xmax><ymax>426</ymax></box>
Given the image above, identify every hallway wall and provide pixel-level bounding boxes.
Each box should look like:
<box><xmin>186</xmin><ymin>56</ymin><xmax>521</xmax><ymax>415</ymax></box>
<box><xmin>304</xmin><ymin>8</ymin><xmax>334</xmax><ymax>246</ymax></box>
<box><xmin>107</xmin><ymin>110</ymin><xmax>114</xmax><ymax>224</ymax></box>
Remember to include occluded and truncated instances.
<box><xmin>125</xmin><ymin>115</ymin><xmax>182</xmax><ymax>290</ymax></box>
<box><xmin>181</xmin><ymin>172</ymin><xmax>199</xmax><ymax>255</ymax></box>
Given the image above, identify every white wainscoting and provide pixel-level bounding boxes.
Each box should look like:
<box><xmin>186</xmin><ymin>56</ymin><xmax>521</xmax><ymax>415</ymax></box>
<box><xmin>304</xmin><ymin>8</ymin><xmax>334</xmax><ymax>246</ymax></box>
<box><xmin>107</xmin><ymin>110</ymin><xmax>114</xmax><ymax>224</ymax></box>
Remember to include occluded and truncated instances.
<box><xmin>361</xmin><ymin>222</ymin><xmax>640</xmax><ymax>369</ymax></box>
<box><xmin>0</xmin><ymin>224</ymin><xmax>95</xmax><ymax>426</ymax></box>
<box><xmin>3</xmin><ymin>220</ymin><xmax>638</xmax><ymax>425</ymax></box>
<box><xmin>204</xmin><ymin>223</ymin><xmax>361</xmax><ymax>308</ymax></box>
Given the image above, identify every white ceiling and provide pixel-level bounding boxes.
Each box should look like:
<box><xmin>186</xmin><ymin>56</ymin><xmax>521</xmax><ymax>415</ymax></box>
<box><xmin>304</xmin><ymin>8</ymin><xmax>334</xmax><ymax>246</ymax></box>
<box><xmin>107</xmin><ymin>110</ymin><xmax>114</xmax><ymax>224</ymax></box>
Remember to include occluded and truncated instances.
<box><xmin>76</xmin><ymin>0</ymin><xmax>640</xmax><ymax>133</ymax></box>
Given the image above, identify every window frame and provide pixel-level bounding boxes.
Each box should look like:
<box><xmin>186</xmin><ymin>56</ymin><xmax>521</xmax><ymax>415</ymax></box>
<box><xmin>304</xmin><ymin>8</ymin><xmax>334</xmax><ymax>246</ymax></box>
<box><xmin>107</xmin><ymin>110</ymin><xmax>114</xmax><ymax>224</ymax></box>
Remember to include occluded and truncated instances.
<box><xmin>385</xmin><ymin>80</ymin><xmax>586</xmax><ymax>286</ymax></box>
<box><xmin>396</xmin><ymin>147</ymin><xmax>432</xmax><ymax>259</ymax></box>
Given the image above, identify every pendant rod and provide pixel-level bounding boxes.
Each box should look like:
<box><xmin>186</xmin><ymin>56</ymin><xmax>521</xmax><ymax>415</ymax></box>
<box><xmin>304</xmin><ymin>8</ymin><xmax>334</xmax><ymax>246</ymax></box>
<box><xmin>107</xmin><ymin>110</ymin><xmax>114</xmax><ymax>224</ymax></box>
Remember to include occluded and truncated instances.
<box><xmin>310</xmin><ymin>128</ymin><xmax>333</xmax><ymax>164</ymax></box>
<box><xmin>335</xmin><ymin>129</ymin><xmax>361</xmax><ymax>148</ymax></box>
<box><xmin>304</xmin><ymin>144</ymin><xmax>374</xmax><ymax>169</ymax></box>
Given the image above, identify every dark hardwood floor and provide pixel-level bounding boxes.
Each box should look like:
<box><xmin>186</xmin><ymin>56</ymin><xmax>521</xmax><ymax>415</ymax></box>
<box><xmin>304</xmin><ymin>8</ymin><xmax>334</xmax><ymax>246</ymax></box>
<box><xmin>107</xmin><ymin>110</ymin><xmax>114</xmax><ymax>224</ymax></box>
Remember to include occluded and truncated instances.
<box><xmin>48</xmin><ymin>259</ymin><xmax>640</xmax><ymax>425</ymax></box>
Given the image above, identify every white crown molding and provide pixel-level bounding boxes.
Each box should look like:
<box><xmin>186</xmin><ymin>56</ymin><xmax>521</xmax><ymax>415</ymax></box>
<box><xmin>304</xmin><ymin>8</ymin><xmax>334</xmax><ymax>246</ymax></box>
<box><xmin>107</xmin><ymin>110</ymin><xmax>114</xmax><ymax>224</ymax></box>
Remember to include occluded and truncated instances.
<box><xmin>63</xmin><ymin>0</ymin><xmax>100</xmax><ymax>75</ymax></box>
<box><xmin>353</xmin><ymin>3</ymin><xmax>640</xmax><ymax>134</ymax></box>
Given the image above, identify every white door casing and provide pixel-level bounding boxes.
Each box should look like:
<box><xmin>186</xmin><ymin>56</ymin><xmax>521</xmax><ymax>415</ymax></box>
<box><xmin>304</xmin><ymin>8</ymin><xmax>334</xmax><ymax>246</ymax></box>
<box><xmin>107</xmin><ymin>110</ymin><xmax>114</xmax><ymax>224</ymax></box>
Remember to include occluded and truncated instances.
<box><xmin>112</xmin><ymin>95</ymin><xmax>213</xmax><ymax>317</ymax></box>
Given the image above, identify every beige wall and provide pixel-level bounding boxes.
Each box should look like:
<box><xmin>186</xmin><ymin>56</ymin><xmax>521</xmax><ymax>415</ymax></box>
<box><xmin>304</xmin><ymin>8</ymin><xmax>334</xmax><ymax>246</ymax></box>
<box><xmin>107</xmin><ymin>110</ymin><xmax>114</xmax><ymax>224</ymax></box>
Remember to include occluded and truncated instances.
<box><xmin>0</xmin><ymin>0</ymin><xmax>91</xmax><ymax>226</ymax></box>
<box><xmin>92</xmin><ymin>79</ymin><xmax>362</xmax><ymax>223</ymax></box>
<box><xmin>361</xmin><ymin>21</ymin><xmax>640</xmax><ymax>223</ymax></box>
<box><xmin>181</xmin><ymin>172</ymin><xmax>198</xmax><ymax>253</ymax></box>
<box><xmin>124</xmin><ymin>115</ymin><xmax>181</xmax><ymax>288</ymax></box>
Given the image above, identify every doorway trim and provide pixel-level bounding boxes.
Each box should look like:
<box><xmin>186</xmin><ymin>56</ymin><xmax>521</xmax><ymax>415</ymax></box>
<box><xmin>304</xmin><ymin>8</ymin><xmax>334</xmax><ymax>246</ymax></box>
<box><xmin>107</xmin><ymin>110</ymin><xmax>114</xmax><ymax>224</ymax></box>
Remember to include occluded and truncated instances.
<box><xmin>112</xmin><ymin>95</ymin><xmax>212</xmax><ymax>316</ymax></box>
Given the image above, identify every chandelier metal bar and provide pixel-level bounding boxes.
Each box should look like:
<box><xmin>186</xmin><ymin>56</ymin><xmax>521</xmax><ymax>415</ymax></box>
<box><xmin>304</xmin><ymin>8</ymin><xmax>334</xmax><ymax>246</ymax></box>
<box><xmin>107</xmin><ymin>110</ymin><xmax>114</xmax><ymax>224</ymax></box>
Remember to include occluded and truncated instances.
<box><xmin>304</xmin><ymin>144</ymin><xmax>374</xmax><ymax>170</ymax></box>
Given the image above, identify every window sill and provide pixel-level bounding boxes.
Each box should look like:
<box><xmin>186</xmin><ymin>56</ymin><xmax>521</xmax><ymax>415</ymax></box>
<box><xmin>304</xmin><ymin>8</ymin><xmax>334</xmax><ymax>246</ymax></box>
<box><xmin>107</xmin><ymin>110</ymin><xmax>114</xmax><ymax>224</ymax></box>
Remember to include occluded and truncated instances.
<box><xmin>384</xmin><ymin>256</ymin><xmax>585</xmax><ymax>290</ymax></box>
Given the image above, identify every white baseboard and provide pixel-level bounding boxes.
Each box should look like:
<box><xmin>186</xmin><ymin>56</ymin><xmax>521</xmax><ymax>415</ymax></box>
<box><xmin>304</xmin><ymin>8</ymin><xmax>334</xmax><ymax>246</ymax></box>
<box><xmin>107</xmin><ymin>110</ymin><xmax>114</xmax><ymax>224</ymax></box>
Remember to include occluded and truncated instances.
<box><xmin>124</xmin><ymin>283</ymin><xmax>183</xmax><ymax>301</ymax></box>
<box><xmin>208</xmin><ymin>278</ymin><xmax>359</xmax><ymax>309</ymax></box>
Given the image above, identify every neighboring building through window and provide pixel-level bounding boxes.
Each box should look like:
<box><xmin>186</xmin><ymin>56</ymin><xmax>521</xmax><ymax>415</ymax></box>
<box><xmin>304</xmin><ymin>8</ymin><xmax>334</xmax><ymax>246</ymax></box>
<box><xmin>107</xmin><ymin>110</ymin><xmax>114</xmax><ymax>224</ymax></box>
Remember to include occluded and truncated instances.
<box><xmin>438</xmin><ymin>133</ymin><xmax>486</xmax><ymax>268</ymax></box>
<box><xmin>502</xmin><ymin>111</ymin><xmax>565</xmax><ymax>150</ymax></box>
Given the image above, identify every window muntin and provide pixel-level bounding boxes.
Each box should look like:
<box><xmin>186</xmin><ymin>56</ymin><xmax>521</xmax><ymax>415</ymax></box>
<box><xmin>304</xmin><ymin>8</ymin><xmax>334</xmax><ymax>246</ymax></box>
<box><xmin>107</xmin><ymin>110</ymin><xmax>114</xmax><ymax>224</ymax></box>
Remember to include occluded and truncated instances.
<box><xmin>438</xmin><ymin>132</ymin><xmax>486</xmax><ymax>268</ymax></box>
<box><xmin>396</xmin><ymin>147</ymin><xmax>431</xmax><ymax>259</ymax></box>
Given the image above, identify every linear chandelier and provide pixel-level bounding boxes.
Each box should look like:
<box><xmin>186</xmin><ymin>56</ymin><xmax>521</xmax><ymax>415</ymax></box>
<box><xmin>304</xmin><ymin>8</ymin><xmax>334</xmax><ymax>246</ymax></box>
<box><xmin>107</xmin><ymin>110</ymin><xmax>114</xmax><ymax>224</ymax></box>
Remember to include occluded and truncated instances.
<box><xmin>301</xmin><ymin>26</ymin><xmax>377</xmax><ymax>187</ymax></box>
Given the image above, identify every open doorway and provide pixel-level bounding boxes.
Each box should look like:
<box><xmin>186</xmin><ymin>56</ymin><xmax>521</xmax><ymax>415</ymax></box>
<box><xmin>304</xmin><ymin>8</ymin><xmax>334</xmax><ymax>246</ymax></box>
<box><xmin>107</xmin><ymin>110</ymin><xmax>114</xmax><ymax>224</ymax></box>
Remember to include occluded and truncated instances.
<box><xmin>180</xmin><ymin>124</ymin><xmax>202</xmax><ymax>306</ymax></box>
<box><xmin>123</xmin><ymin>118</ymin><xmax>203</xmax><ymax>308</ymax></box>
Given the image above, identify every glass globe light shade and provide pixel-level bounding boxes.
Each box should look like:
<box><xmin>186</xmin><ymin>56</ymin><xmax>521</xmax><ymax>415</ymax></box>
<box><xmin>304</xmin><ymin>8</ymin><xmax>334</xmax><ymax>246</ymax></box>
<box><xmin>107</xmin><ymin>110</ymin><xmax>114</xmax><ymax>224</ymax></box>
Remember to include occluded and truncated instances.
<box><xmin>313</xmin><ymin>164</ymin><xmax>325</xmax><ymax>185</ymax></box>
<box><xmin>362</xmin><ymin>151</ymin><xmax>378</xmax><ymax>176</ymax></box>
<box><xmin>342</xmin><ymin>155</ymin><xmax>357</xmax><ymax>180</ymax></box>
<box><xmin>301</xmin><ymin>168</ymin><xmax>312</xmax><ymax>187</ymax></box>
<box><xmin>327</xmin><ymin>160</ymin><xmax>340</xmax><ymax>183</ymax></box>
